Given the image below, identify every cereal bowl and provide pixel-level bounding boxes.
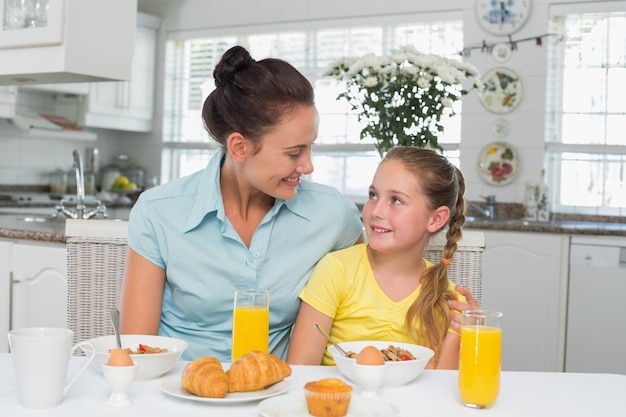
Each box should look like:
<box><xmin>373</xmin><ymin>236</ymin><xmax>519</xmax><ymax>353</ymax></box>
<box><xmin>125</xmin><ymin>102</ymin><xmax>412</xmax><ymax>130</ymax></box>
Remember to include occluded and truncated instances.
<box><xmin>83</xmin><ymin>334</ymin><xmax>188</xmax><ymax>380</ymax></box>
<box><xmin>328</xmin><ymin>341</ymin><xmax>434</xmax><ymax>387</ymax></box>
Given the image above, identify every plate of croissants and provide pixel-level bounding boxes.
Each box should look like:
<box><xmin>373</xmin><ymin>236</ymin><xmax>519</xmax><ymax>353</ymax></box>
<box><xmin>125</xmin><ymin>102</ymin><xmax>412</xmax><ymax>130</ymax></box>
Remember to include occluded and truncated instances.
<box><xmin>160</xmin><ymin>350</ymin><xmax>292</xmax><ymax>403</ymax></box>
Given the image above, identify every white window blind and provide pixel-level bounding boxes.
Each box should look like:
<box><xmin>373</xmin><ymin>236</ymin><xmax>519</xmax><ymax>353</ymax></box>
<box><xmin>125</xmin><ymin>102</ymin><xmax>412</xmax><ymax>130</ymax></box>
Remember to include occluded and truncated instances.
<box><xmin>161</xmin><ymin>15</ymin><xmax>464</xmax><ymax>202</ymax></box>
<box><xmin>546</xmin><ymin>3</ymin><xmax>626</xmax><ymax>215</ymax></box>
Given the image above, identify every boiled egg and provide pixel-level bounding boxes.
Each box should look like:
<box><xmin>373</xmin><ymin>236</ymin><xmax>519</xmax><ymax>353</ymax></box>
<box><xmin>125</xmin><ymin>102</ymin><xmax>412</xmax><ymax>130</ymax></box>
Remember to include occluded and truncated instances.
<box><xmin>106</xmin><ymin>348</ymin><xmax>134</xmax><ymax>366</ymax></box>
<box><xmin>356</xmin><ymin>345</ymin><xmax>385</xmax><ymax>365</ymax></box>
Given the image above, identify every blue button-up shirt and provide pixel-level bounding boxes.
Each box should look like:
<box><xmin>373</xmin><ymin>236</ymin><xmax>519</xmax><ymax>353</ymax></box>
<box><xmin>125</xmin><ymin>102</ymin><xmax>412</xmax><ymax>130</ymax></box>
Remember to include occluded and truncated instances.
<box><xmin>127</xmin><ymin>150</ymin><xmax>362</xmax><ymax>361</ymax></box>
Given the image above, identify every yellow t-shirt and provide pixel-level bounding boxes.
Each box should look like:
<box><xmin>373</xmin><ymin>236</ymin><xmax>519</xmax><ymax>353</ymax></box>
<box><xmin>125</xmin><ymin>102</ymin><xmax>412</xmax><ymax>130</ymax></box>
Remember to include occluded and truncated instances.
<box><xmin>299</xmin><ymin>243</ymin><xmax>466</xmax><ymax>365</ymax></box>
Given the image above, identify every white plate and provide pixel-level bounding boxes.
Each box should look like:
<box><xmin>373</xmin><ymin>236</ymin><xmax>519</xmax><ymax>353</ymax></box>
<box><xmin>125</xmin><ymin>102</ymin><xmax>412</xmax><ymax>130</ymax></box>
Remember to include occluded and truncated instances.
<box><xmin>491</xmin><ymin>43</ymin><xmax>512</xmax><ymax>63</ymax></box>
<box><xmin>477</xmin><ymin>141</ymin><xmax>520</xmax><ymax>186</ymax></box>
<box><xmin>160</xmin><ymin>375</ymin><xmax>289</xmax><ymax>404</ymax></box>
<box><xmin>491</xmin><ymin>118</ymin><xmax>511</xmax><ymax>138</ymax></box>
<box><xmin>479</xmin><ymin>67</ymin><xmax>523</xmax><ymax>114</ymax></box>
<box><xmin>258</xmin><ymin>394</ymin><xmax>399</xmax><ymax>417</ymax></box>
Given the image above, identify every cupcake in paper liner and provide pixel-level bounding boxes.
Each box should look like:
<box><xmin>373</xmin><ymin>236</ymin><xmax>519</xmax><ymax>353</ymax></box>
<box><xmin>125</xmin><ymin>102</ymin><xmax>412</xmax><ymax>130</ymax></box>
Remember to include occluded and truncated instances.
<box><xmin>304</xmin><ymin>378</ymin><xmax>353</xmax><ymax>417</ymax></box>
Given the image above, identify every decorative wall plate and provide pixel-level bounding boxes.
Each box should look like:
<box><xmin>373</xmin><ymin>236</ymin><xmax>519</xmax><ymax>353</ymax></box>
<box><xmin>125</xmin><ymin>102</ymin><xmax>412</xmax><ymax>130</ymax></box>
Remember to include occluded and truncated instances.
<box><xmin>492</xmin><ymin>43</ymin><xmax>512</xmax><ymax>62</ymax></box>
<box><xmin>476</xmin><ymin>0</ymin><xmax>532</xmax><ymax>36</ymax></box>
<box><xmin>478</xmin><ymin>141</ymin><xmax>520</xmax><ymax>186</ymax></box>
<box><xmin>479</xmin><ymin>67</ymin><xmax>523</xmax><ymax>114</ymax></box>
<box><xmin>491</xmin><ymin>118</ymin><xmax>511</xmax><ymax>138</ymax></box>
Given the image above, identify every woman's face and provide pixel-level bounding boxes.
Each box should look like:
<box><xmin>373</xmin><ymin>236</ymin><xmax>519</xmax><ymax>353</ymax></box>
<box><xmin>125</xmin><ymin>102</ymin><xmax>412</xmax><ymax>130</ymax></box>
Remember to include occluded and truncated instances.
<box><xmin>242</xmin><ymin>105</ymin><xmax>317</xmax><ymax>200</ymax></box>
<box><xmin>362</xmin><ymin>159</ymin><xmax>438</xmax><ymax>253</ymax></box>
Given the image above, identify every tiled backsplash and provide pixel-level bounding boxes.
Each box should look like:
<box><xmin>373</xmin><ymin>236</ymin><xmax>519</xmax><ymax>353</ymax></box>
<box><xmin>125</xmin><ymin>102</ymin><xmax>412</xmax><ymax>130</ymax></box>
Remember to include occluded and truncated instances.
<box><xmin>0</xmin><ymin>87</ymin><xmax>95</xmax><ymax>184</ymax></box>
<box><xmin>0</xmin><ymin>120</ymin><xmax>84</xmax><ymax>184</ymax></box>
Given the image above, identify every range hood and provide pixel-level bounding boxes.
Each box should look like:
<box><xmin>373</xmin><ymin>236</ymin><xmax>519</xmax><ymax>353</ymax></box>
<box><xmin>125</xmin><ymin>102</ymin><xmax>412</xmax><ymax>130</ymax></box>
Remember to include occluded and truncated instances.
<box><xmin>0</xmin><ymin>0</ymin><xmax>137</xmax><ymax>85</ymax></box>
<box><xmin>8</xmin><ymin>112</ymin><xmax>96</xmax><ymax>140</ymax></box>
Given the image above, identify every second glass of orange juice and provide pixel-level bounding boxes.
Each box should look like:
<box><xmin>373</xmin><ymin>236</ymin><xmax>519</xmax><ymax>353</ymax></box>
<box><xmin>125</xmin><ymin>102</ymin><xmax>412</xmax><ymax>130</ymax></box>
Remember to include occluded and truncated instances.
<box><xmin>458</xmin><ymin>310</ymin><xmax>503</xmax><ymax>409</ymax></box>
<box><xmin>231</xmin><ymin>289</ymin><xmax>269</xmax><ymax>361</ymax></box>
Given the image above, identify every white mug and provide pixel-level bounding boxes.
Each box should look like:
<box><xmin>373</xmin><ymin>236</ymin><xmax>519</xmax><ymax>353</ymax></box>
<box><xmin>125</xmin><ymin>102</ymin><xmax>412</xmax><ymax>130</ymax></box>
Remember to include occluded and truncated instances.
<box><xmin>7</xmin><ymin>327</ymin><xmax>96</xmax><ymax>409</ymax></box>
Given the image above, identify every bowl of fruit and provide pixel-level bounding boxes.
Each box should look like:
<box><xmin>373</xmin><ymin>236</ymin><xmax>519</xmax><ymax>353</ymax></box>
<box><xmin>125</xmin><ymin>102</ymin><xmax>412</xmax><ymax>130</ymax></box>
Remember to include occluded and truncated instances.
<box><xmin>107</xmin><ymin>175</ymin><xmax>140</xmax><ymax>203</ymax></box>
<box><xmin>110</xmin><ymin>175</ymin><xmax>138</xmax><ymax>191</ymax></box>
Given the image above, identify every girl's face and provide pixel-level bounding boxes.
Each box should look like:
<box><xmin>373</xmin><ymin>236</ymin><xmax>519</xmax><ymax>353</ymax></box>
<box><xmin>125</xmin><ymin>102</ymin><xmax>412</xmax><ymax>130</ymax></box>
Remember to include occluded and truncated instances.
<box><xmin>242</xmin><ymin>105</ymin><xmax>317</xmax><ymax>200</ymax></box>
<box><xmin>362</xmin><ymin>159</ymin><xmax>444</xmax><ymax>253</ymax></box>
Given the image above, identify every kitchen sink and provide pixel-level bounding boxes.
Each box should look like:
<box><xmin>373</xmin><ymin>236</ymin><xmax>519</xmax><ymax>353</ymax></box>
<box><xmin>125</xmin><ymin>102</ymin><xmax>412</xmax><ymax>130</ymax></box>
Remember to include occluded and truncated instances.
<box><xmin>16</xmin><ymin>215</ymin><xmax>64</xmax><ymax>223</ymax></box>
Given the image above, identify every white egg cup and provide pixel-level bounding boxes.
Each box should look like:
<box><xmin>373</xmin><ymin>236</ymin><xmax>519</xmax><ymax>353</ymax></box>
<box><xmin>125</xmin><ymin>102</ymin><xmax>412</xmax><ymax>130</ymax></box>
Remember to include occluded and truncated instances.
<box><xmin>101</xmin><ymin>363</ymin><xmax>138</xmax><ymax>407</ymax></box>
<box><xmin>353</xmin><ymin>363</ymin><xmax>386</xmax><ymax>398</ymax></box>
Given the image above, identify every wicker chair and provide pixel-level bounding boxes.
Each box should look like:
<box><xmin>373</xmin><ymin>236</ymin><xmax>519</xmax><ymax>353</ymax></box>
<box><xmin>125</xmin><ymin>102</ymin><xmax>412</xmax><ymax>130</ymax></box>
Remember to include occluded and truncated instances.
<box><xmin>361</xmin><ymin>228</ymin><xmax>485</xmax><ymax>305</ymax></box>
<box><xmin>65</xmin><ymin>219</ymin><xmax>129</xmax><ymax>345</ymax></box>
<box><xmin>423</xmin><ymin>229</ymin><xmax>485</xmax><ymax>305</ymax></box>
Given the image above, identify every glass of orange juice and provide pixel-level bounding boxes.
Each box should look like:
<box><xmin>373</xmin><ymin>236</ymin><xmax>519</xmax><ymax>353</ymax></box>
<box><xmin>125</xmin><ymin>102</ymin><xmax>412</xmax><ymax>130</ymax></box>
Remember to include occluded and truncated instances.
<box><xmin>458</xmin><ymin>310</ymin><xmax>503</xmax><ymax>409</ymax></box>
<box><xmin>231</xmin><ymin>289</ymin><xmax>269</xmax><ymax>361</ymax></box>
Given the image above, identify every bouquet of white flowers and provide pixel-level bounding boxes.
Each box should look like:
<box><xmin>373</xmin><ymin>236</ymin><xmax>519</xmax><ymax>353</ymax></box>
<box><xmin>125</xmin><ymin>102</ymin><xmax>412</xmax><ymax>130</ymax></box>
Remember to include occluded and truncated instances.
<box><xmin>324</xmin><ymin>45</ymin><xmax>482</xmax><ymax>156</ymax></box>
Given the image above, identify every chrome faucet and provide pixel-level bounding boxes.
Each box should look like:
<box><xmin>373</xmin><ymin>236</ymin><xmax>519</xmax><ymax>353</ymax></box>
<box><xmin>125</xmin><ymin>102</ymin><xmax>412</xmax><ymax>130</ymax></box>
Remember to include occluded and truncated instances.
<box><xmin>54</xmin><ymin>149</ymin><xmax>107</xmax><ymax>220</ymax></box>
<box><xmin>74</xmin><ymin>148</ymin><xmax>86</xmax><ymax>219</ymax></box>
<box><xmin>467</xmin><ymin>195</ymin><xmax>497</xmax><ymax>220</ymax></box>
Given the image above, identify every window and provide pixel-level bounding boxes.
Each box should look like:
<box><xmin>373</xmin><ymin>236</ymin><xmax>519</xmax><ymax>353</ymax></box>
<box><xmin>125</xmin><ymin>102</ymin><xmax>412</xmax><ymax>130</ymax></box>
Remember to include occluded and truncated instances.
<box><xmin>547</xmin><ymin>3</ymin><xmax>626</xmax><ymax>216</ymax></box>
<box><xmin>161</xmin><ymin>14</ymin><xmax>464</xmax><ymax>202</ymax></box>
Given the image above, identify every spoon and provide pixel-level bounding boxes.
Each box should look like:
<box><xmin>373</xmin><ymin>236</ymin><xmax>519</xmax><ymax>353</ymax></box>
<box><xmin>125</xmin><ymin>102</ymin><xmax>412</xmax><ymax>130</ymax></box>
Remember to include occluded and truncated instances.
<box><xmin>109</xmin><ymin>308</ymin><xmax>122</xmax><ymax>349</ymax></box>
<box><xmin>314</xmin><ymin>323</ymin><xmax>349</xmax><ymax>357</ymax></box>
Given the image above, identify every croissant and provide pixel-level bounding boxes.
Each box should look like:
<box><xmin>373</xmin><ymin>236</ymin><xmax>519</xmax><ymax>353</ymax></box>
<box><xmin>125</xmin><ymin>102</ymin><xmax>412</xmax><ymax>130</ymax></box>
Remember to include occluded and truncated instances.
<box><xmin>181</xmin><ymin>356</ymin><xmax>229</xmax><ymax>398</ymax></box>
<box><xmin>226</xmin><ymin>350</ymin><xmax>292</xmax><ymax>392</ymax></box>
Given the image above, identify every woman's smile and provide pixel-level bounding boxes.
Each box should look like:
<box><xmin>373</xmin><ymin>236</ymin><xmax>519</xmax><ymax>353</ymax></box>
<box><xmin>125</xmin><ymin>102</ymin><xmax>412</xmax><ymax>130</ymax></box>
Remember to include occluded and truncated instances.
<box><xmin>283</xmin><ymin>176</ymin><xmax>301</xmax><ymax>187</ymax></box>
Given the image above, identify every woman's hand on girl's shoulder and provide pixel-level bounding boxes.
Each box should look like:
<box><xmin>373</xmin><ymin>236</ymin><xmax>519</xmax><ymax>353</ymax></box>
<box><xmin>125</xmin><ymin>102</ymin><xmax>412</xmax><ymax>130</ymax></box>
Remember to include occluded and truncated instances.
<box><xmin>447</xmin><ymin>285</ymin><xmax>481</xmax><ymax>334</ymax></box>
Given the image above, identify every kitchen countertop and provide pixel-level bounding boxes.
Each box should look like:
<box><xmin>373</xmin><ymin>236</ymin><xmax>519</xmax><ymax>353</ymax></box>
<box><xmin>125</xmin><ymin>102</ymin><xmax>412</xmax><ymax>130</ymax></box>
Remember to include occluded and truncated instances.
<box><xmin>464</xmin><ymin>217</ymin><xmax>626</xmax><ymax>236</ymax></box>
<box><xmin>1</xmin><ymin>192</ymin><xmax>625</xmax><ymax>242</ymax></box>
<box><xmin>0</xmin><ymin>188</ymin><xmax>135</xmax><ymax>243</ymax></box>
<box><xmin>0</xmin><ymin>202</ymin><xmax>131</xmax><ymax>244</ymax></box>
<box><xmin>1</xmin><ymin>211</ymin><xmax>625</xmax><ymax>244</ymax></box>
<box><xmin>0</xmin><ymin>211</ymin><xmax>67</xmax><ymax>243</ymax></box>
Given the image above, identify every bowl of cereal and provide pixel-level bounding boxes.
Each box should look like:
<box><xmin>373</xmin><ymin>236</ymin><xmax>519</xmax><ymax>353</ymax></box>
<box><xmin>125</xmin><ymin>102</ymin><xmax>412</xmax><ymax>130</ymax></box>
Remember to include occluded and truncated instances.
<box><xmin>328</xmin><ymin>341</ymin><xmax>434</xmax><ymax>387</ymax></box>
<box><xmin>83</xmin><ymin>334</ymin><xmax>188</xmax><ymax>380</ymax></box>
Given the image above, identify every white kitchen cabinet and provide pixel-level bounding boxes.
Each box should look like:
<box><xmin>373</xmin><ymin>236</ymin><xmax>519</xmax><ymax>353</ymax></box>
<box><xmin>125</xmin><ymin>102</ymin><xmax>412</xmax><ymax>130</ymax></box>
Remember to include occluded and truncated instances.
<box><xmin>83</xmin><ymin>12</ymin><xmax>161</xmax><ymax>132</ymax></box>
<box><xmin>565</xmin><ymin>236</ymin><xmax>626</xmax><ymax>374</ymax></box>
<box><xmin>0</xmin><ymin>0</ymin><xmax>136</xmax><ymax>85</ymax></box>
<box><xmin>0</xmin><ymin>0</ymin><xmax>65</xmax><ymax>50</ymax></box>
<box><xmin>0</xmin><ymin>241</ymin><xmax>11</xmax><ymax>353</ymax></box>
<box><xmin>11</xmin><ymin>241</ymin><xmax>67</xmax><ymax>331</ymax></box>
<box><xmin>0</xmin><ymin>86</ymin><xmax>17</xmax><ymax>118</ymax></box>
<box><xmin>480</xmin><ymin>231</ymin><xmax>569</xmax><ymax>372</ymax></box>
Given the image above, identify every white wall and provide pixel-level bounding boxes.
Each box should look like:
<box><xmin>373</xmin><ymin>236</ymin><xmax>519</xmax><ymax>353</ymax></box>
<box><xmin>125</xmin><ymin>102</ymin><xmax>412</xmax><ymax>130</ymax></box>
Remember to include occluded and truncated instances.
<box><xmin>0</xmin><ymin>0</ymin><xmax>619</xmax><ymax>203</ymax></box>
<box><xmin>145</xmin><ymin>0</ymin><xmax>608</xmax><ymax>202</ymax></box>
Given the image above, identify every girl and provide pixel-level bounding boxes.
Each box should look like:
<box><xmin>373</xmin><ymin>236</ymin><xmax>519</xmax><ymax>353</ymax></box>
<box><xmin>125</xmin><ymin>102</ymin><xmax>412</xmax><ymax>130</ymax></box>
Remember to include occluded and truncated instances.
<box><xmin>287</xmin><ymin>147</ymin><xmax>468</xmax><ymax>369</ymax></box>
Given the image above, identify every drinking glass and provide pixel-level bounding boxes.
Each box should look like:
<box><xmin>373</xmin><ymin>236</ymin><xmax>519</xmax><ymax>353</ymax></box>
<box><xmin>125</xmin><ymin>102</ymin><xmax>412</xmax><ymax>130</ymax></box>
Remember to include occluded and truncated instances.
<box><xmin>4</xmin><ymin>0</ymin><xmax>27</xmax><ymax>29</ymax></box>
<box><xmin>231</xmin><ymin>288</ymin><xmax>269</xmax><ymax>361</ymax></box>
<box><xmin>458</xmin><ymin>310</ymin><xmax>503</xmax><ymax>409</ymax></box>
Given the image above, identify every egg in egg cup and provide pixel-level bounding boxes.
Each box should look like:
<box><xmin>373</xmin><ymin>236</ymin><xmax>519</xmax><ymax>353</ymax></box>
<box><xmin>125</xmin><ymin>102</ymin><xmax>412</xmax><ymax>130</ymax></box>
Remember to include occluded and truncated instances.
<box><xmin>354</xmin><ymin>346</ymin><xmax>386</xmax><ymax>398</ymax></box>
<box><xmin>102</xmin><ymin>349</ymin><xmax>137</xmax><ymax>407</ymax></box>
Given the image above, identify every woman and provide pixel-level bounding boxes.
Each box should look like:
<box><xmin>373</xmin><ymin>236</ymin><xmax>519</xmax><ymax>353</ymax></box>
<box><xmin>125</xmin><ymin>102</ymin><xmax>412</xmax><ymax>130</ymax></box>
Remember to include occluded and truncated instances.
<box><xmin>119</xmin><ymin>46</ymin><xmax>363</xmax><ymax>361</ymax></box>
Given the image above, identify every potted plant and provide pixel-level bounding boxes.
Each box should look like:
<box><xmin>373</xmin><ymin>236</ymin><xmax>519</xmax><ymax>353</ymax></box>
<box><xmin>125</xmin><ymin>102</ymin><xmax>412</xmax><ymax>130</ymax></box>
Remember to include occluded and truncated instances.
<box><xmin>323</xmin><ymin>45</ymin><xmax>482</xmax><ymax>156</ymax></box>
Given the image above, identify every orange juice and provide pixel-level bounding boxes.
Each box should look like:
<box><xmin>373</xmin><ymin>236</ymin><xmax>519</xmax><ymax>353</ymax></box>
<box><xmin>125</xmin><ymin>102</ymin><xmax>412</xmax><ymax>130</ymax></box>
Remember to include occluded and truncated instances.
<box><xmin>231</xmin><ymin>306</ymin><xmax>269</xmax><ymax>360</ymax></box>
<box><xmin>459</xmin><ymin>325</ymin><xmax>502</xmax><ymax>408</ymax></box>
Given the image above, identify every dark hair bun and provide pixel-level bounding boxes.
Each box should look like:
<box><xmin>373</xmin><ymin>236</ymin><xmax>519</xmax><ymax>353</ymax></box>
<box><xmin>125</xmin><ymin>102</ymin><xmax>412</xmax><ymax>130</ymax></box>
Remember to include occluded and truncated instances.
<box><xmin>213</xmin><ymin>46</ymin><xmax>255</xmax><ymax>88</ymax></box>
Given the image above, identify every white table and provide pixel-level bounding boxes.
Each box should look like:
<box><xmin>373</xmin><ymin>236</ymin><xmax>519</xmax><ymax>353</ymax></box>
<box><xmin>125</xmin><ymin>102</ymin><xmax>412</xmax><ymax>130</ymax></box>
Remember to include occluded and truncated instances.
<box><xmin>0</xmin><ymin>354</ymin><xmax>624</xmax><ymax>416</ymax></box>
